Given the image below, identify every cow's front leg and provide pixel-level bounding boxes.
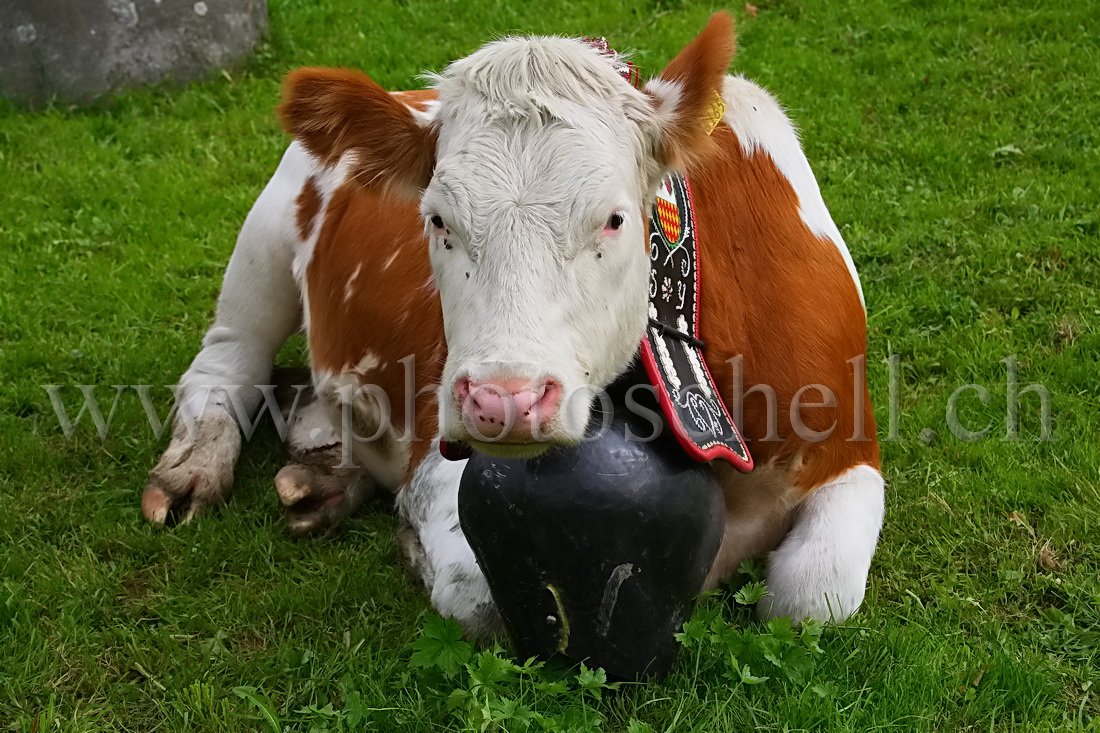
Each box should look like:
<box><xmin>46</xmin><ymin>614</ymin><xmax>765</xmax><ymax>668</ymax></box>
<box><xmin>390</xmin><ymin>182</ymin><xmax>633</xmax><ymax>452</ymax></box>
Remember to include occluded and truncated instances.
<box><xmin>756</xmin><ymin>465</ymin><xmax>885</xmax><ymax>622</ymax></box>
<box><xmin>273</xmin><ymin>373</ymin><xmax>375</xmax><ymax>535</ymax></box>
<box><xmin>143</xmin><ymin>143</ymin><xmax>309</xmax><ymax>524</ymax></box>
<box><xmin>396</xmin><ymin>443</ymin><xmax>501</xmax><ymax>641</ymax></box>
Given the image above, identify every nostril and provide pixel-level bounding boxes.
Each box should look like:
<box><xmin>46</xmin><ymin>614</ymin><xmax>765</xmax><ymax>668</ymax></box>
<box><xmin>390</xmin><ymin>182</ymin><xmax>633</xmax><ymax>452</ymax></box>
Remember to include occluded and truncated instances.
<box><xmin>537</xmin><ymin>379</ymin><xmax>562</xmax><ymax>409</ymax></box>
<box><xmin>469</xmin><ymin>389</ymin><xmax>495</xmax><ymax>414</ymax></box>
<box><xmin>454</xmin><ymin>376</ymin><xmax>472</xmax><ymax>404</ymax></box>
<box><xmin>511</xmin><ymin>378</ymin><xmax>562</xmax><ymax>420</ymax></box>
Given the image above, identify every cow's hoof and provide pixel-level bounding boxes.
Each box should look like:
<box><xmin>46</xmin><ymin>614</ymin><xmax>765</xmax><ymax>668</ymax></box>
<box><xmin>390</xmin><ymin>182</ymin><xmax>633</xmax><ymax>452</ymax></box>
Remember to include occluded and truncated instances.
<box><xmin>275</xmin><ymin>462</ymin><xmax>372</xmax><ymax>536</ymax></box>
<box><xmin>142</xmin><ymin>471</ymin><xmax>227</xmax><ymax>525</ymax></box>
<box><xmin>143</xmin><ymin>413</ymin><xmax>240</xmax><ymax>525</ymax></box>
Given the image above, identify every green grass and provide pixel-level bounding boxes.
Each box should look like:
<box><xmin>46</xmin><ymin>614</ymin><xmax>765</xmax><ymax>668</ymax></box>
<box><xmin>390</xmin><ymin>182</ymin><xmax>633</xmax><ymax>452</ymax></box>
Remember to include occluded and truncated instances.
<box><xmin>1</xmin><ymin>0</ymin><xmax>1097</xmax><ymax>730</ymax></box>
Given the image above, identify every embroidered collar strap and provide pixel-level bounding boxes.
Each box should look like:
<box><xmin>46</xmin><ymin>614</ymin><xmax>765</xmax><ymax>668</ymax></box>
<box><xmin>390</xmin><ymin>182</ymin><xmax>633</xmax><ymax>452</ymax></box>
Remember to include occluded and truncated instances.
<box><xmin>640</xmin><ymin>173</ymin><xmax>752</xmax><ymax>471</ymax></box>
<box><xmin>582</xmin><ymin>36</ymin><xmax>641</xmax><ymax>87</ymax></box>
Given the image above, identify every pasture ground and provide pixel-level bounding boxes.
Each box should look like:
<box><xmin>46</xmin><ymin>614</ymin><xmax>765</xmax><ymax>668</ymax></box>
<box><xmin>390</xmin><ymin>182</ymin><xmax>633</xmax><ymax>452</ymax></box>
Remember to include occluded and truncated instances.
<box><xmin>0</xmin><ymin>0</ymin><xmax>1097</xmax><ymax>730</ymax></box>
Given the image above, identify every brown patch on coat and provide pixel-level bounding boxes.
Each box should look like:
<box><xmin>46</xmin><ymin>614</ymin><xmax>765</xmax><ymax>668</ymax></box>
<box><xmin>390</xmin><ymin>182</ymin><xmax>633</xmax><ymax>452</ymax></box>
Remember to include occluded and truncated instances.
<box><xmin>690</xmin><ymin>122</ymin><xmax>880</xmax><ymax>493</ymax></box>
<box><xmin>295</xmin><ymin>176</ymin><xmax>322</xmax><ymax>241</ymax></box>
<box><xmin>305</xmin><ymin>183</ymin><xmax>443</xmax><ymax>484</ymax></box>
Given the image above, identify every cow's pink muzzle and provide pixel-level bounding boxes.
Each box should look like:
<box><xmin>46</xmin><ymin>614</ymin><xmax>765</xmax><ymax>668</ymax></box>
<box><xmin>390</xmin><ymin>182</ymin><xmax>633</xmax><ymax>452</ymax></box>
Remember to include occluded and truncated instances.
<box><xmin>454</xmin><ymin>375</ymin><xmax>563</xmax><ymax>442</ymax></box>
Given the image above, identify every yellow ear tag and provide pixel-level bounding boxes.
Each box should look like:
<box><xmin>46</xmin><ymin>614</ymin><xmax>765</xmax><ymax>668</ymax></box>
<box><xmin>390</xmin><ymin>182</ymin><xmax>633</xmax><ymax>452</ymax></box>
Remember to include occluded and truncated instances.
<box><xmin>702</xmin><ymin>90</ymin><xmax>726</xmax><ymax>135</ymax></box>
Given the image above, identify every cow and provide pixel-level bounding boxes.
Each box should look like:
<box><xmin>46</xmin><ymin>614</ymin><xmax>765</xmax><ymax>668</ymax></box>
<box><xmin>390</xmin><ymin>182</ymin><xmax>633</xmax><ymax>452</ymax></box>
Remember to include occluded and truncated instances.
<box><xmin>142</xmin><ymin>13</ymin><xmax>884</xmax><ymax>638</ymax></box>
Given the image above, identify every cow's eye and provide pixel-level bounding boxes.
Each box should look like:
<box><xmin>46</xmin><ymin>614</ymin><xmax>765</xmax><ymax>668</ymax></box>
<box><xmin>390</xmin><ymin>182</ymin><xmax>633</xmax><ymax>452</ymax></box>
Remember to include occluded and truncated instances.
<box><xmin>606</xmin><ymin>213</ymin><xmax>624</xmax><ymax>231</ymax></box>
<box><xmin>430</xmin><ymin>214</ymin><xmax>445</xmax><ymax>229</ymax></box>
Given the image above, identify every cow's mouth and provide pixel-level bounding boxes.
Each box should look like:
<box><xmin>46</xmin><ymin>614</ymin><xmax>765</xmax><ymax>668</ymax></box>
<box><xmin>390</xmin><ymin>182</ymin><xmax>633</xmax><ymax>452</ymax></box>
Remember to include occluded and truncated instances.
<box><xmin>463</xmin><ymin>438</ymin><xmax>558</xmax><ymax>460</ymax></box>
<box><xmin>447</xmin><ymin>424</ymin><xmax>588</xmax><ymax>460</ymax></box>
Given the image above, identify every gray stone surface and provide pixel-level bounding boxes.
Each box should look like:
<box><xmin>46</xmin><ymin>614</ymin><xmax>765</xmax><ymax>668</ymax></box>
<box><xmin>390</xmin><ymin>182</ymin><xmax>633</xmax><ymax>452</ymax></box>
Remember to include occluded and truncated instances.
<box><xmin>1</xmin><ymin>0</ymin><xmax>268</xmax><ymax>106</ymax></box>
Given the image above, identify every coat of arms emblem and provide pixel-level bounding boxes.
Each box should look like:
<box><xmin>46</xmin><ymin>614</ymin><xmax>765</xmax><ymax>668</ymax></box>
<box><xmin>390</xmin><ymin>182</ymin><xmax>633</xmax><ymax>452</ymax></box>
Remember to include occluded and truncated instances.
<box><xmin>654</xmin><ymin>175</ymin><xmax>682</xmax><ymax>245</ymax></box>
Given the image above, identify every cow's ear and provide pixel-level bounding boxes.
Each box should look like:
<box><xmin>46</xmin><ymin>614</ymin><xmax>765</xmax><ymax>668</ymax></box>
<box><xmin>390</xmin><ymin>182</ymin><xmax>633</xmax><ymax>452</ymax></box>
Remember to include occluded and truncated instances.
<box><xmin>643</xmin><ymin>12</ymin><xmax>735</xmax><ymax>174</ymax></box>
<box><xmin>278</xmin><ymin>67</ymin><xmax>436</xmax><ymax>197</ymax></box>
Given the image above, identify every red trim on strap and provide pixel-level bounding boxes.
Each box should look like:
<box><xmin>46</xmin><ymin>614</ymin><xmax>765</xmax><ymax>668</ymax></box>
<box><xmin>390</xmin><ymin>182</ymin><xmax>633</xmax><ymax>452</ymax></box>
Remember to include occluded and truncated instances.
<box><xmin>639</xmin><ymin>339</ymin><xmax>754</xmax><ymax>472</ymax></box>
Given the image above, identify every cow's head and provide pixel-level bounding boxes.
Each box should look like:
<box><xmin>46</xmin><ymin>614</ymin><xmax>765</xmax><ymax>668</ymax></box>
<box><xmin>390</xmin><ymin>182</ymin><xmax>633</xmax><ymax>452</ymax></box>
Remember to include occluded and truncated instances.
<box><xmin>281</xmin><ymin>14</ymin><xmax>734</xmax><ymax>457</ymax></box>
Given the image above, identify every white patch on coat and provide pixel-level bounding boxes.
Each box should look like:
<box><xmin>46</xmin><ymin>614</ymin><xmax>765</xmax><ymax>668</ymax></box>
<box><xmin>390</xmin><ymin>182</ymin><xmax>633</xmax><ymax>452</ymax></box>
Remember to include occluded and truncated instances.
<box><xmin>176</xmin><ymin>143</ymin><xmax>310</xmax><ymax>422</ymax></box>
<box><xmin>757</xmin><ymin>464</ymin><xmax>885</xmax><ymax>622</ymax></box>
<box><xmin>721</xmin><ymin>75</ymin><xmax>864</xmax><ymax>306</ymax></box>
<box><xmin>350</xmin><ymin>351</ymin><xmax>380</xmax><ymax>375</ymax></box>
<box><xmin>406</xmin><ymin>99</ymin><xmax>441</xmax><ymax>126</ymax></box>
<box><xmin>290</xmin><ymin>146</ymin><xmax>357</xmax><ymax>286</ymax></box>
<box><xmin>286</xmin><ymin>145</ymin><xmax>359</xmax><ymax>335</ymax></box>
<box><xmin>343</xmin><ymin>263</ymin><xmax>362</xmax><ymax>303</ymax></box>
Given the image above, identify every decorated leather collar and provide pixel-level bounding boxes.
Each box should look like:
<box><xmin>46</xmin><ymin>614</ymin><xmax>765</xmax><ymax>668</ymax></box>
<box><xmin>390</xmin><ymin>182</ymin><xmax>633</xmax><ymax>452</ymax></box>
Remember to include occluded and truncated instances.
<box><xmin>639</xmin><ymin>173</ymin><xmax>751</xmax><ymax>471</ymax></box>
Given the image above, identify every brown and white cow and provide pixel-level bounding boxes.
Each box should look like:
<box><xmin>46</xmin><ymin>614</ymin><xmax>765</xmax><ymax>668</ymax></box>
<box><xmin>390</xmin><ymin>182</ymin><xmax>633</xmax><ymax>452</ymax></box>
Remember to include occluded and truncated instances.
<box><xmin>143</xmin><ymin>14</ymin><xmax>883</xmax><ymax>636</ymax></box>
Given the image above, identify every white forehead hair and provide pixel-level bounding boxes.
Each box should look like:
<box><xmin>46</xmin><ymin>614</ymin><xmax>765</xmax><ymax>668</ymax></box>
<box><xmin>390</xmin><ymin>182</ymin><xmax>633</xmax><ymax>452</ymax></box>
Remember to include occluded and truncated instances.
<box><xmin>423</xmin><ymin>35</ymin><xmax>671</xmax><ymax>227</ymax></box>
<box><xmin>428</xmin><ymin>36</ymin><xmax>654</xmax><ymax>129</ymax></box>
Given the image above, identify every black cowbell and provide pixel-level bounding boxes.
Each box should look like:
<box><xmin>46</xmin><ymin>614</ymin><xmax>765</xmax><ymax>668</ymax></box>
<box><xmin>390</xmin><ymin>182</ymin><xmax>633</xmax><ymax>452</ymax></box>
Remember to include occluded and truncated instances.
<box><xmin>457</xmin><ymin>380</ymin><xmax>725</xmax><ymax>679</ymax></box>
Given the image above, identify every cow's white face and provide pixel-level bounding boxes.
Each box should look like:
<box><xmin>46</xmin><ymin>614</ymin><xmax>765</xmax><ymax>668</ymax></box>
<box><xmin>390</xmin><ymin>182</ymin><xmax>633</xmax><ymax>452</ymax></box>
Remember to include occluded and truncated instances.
<box><xmin>278</xmin><ymin>15</ymin><xmax>734</xmax><ymax>456</ymax></box>
<box><xmin>421</xmin><ymin>41</ymin><xmax>665</xmax><ymax>454</ymax></box>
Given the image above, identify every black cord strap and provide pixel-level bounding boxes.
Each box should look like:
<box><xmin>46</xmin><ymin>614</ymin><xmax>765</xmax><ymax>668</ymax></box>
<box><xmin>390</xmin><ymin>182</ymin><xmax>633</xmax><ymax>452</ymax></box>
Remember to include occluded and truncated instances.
<box><xmin>648</xmin><ymin>318</ymin><xmax>706</xmax><ymax>351</ymax></box>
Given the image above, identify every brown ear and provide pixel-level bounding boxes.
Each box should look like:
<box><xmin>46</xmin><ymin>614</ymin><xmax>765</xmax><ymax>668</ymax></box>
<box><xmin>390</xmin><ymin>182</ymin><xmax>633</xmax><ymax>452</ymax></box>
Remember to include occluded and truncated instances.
<box><xmin>645</xmin><ymin>12</ymin><xmax>736</xmax><ymax>171</ymax></box>
<box><xmin>278</xmin><ymin>67</ymin><xmax>436</xmax><ymax>196</ymax></box>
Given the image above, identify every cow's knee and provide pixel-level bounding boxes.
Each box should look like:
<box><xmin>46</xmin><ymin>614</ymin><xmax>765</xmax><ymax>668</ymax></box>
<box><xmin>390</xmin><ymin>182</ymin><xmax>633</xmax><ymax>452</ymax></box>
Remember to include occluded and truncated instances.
<box><xmin>757</xmin><ymin>465</ymin><xmax>885</xmax><ymax>623</ymax></box>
